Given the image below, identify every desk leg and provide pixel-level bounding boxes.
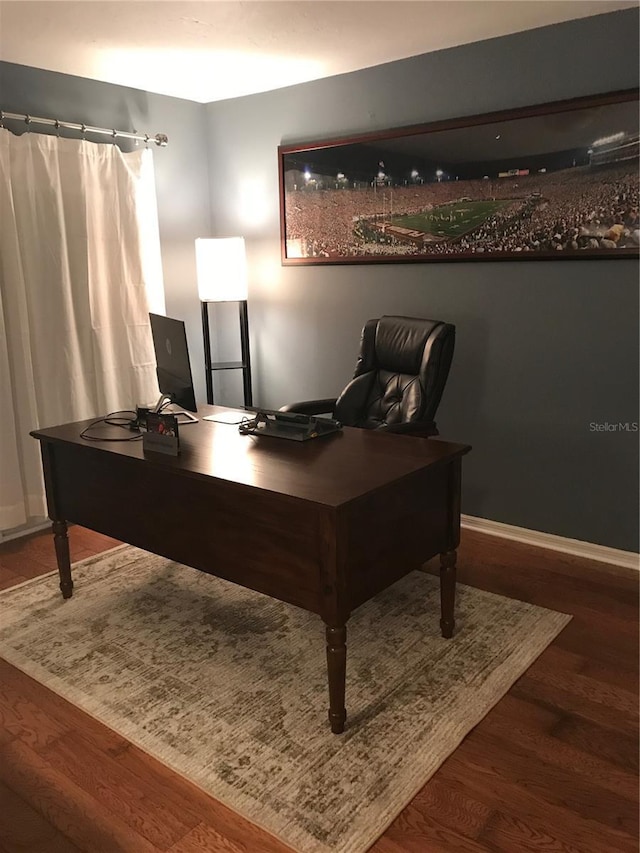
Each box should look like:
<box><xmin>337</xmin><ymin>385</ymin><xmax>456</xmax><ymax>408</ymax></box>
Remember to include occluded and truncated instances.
<box><xmin>439</xmin><ymin>550</ymin><xmax>456</xmax><ymax>638</ymax></box>
<box><xmin>325</xmin><ymin>624</ymin><xmax>347</xmax><ymax>734</ymax></box>
<box><xmin>52</xmin><ymin>520</ymin><xmax>73</xmax><ymax>599</ymax></box>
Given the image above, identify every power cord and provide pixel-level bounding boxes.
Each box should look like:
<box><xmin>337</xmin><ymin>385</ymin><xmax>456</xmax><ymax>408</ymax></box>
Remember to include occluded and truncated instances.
<box><xmin>206</xmin><ymin>415</ymin><xmax>252</xmax><ymax>425</ymax></box>
<box><xmin>80</xmin><ymin>410</ymin><xmax>143</xmax><ymax>442</ymax></box>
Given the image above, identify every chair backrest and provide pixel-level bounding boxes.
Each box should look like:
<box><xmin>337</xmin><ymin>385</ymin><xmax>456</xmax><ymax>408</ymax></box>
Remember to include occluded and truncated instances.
<box><xmin>334</xmin><ymin>315</ymin><xmax>455</xmax><ymax>430</ymax></box>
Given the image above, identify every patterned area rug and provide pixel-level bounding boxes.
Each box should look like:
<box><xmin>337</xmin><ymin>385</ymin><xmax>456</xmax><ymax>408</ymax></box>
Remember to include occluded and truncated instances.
<box><xmin>0</xmin><ymin>545</ymin><xmax>570</xmax><ymax>853</ymax></box>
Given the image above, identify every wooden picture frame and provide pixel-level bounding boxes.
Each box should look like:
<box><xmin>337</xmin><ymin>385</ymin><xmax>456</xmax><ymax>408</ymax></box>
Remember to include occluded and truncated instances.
<box><xmin>278</xmin><ymin>89</ymin><xmax>639</xmax><ymax>265</ymax></box>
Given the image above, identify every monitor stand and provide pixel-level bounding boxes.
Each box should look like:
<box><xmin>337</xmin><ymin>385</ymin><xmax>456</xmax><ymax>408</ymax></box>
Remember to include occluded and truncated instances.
<box><xmin>153</xmin><ymin>394</ymin><xmax>198</xmax><ymax>424</ymax></box>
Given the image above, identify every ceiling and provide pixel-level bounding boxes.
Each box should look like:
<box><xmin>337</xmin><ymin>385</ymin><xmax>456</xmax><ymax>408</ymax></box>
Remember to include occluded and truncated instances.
<box><xmin>0</xmin><ymin>1</ymin><xmax>637</xmax><ymax>104</ymax></box>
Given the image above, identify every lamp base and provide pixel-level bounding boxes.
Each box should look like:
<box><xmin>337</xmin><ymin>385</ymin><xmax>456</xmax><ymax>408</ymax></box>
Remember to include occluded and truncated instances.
<box><xmin>201</xmin><ymin>300</ymin><xmax>253</xmax><ymax>408</ymax></box>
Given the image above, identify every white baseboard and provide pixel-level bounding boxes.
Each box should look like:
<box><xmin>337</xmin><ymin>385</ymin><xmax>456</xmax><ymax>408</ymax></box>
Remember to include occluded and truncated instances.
<box><xmin>0</xmin><ymin>519</ymin><xmax>51</xmax><ymax>544</ymax></box>
<box><xmin>461</xmin><ymin>514</ymin><xmax>640</xmax><ymax>572</ymax></box>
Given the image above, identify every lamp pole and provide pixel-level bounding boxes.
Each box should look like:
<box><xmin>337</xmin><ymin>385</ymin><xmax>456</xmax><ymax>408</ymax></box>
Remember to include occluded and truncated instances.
<box><xmin>201</xmin><ymin>301</ymin><xmax>215</xmax><ymax>405</ymax></box>
<box><xmin>238</xmin><ymin>300</ymin><xmax>253</xmax><ymax>406</ymax></box>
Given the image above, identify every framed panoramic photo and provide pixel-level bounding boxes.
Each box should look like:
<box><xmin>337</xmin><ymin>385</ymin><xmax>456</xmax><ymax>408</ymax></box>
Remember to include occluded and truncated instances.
<box><xmin>278</xmin><ymin>89</ymin><xmax>639</xmax><ymax>265</ymax></box>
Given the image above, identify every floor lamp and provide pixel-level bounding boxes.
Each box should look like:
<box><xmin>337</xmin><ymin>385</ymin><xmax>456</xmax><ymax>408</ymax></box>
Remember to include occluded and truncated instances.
<box><xmin>195</xmin><ymin>237</ymin><xmax>253</xmax><ymax>407</ymax></box>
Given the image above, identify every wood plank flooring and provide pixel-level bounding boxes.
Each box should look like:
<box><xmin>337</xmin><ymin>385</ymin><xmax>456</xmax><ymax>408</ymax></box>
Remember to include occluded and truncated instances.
<box><xmin>0</xmin><ymin>526</ymin><xmax>637</xmax><ymax>852</ymax></box>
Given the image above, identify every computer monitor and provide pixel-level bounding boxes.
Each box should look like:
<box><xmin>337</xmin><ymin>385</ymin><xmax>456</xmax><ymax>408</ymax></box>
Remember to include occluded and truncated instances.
<box><xmin>149</xmin><ymin>313</ymin><xmax>198</xmax><ymax>423</ymax></box>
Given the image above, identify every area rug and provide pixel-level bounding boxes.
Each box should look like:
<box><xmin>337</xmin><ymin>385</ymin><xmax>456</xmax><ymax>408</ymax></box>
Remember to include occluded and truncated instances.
<box><xmin>0</xmin><ymin>545</ymin><xmax>570</xmax><ymax>853</ymax></box>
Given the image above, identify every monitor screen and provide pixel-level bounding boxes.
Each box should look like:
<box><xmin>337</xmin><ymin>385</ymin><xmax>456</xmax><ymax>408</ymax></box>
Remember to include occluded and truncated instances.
<box><xmin>149</xmin><ymin>313</ymin><xmax>198</xmax><ymax>414</ymax></box>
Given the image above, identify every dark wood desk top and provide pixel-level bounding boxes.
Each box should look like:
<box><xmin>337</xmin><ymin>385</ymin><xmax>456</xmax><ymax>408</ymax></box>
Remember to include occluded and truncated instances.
<box><xmin>32</xmin><ymin>405</ymin><xmax>470</xmax><ymax>508</ymax></box>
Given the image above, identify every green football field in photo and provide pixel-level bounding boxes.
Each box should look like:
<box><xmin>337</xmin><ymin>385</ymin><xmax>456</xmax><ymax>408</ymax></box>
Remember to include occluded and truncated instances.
<box><xmin>389</xmin><ymin>198</ymin><xmax>516</xmax><ymax>239</ymax></box>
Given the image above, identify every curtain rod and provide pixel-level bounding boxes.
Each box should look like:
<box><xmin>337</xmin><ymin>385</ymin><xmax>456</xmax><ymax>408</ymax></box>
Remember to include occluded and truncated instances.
<box><xmin>0</xmin><ymin>110</ymin><xmax>168</xmax><ymax>147</ymax></box>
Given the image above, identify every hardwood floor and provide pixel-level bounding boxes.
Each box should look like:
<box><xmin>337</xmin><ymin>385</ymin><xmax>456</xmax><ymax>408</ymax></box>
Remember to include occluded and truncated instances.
<box><xmin>0</xmin><ymin>526</ymin><xmax>637</xmax><ymax>852</ymax></box>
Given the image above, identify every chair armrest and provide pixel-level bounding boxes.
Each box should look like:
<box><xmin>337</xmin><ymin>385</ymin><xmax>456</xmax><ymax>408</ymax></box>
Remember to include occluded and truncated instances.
<box><xmin>279</xmin><ymin>399</ymin><xmax>338</xmax><ymax>417</ymax></box>
<box><xmin>384</xmin><ymin>420</ymin><xmax>439</xmax><ymax>437</ymax></box>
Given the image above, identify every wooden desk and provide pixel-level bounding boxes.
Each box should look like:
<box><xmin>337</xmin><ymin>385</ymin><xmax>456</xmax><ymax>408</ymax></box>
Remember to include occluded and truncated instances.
<box><xmin>32</xmin><ymin>406</ymin><xmax>470</xmax><ymax>733</ymax></box>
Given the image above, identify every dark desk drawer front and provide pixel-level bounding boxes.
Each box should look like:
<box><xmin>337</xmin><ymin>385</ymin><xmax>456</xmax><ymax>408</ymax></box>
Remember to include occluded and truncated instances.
<box><xmin>48</xmin><ymin>443</ymin><xmax>323</xmax><ymax>613</ymax></box>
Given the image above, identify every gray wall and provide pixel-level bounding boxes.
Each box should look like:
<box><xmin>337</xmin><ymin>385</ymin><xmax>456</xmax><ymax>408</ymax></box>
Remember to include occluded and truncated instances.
<box><xmin>0</xmin><ymin>61</ymin><xmax>212</xmax><ymax>383</ymax></box>
<box><xmin>205</xmin><ymin>9</ymin><xmax>640</xmax><ymax>551</ymax></box>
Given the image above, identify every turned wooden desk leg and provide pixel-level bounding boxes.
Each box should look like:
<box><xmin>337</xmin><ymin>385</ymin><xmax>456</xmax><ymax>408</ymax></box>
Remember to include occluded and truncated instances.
<box><xmin>439</xmin><ymin>549</ymin><xmax>457</xmax><ymax>639</ymax></box>
<box><xmin>52</xmin><ymin>520</ymin><xmax>73</xmax><ymax>599</ymax></box>
<box><xmin>325</xmin><ymin>624</ymin><xmax>347</xmax><ymax>734</ymax></box>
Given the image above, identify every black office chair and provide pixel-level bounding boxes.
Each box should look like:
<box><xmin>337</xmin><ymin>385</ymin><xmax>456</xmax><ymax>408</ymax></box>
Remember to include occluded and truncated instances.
<box><xmin>281</xmin><ymin>315</ymin><xmax>455</xmax><ymax>437</ymax></box>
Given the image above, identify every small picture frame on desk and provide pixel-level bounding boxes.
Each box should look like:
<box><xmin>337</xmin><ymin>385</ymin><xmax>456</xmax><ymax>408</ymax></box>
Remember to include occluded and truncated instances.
<box><xmin>142</xmin><ymin>413</ymin><xmax>180</xmax><ymax>456</ymax></box>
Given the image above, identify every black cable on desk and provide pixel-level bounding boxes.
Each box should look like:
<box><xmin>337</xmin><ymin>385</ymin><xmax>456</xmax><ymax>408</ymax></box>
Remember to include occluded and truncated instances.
<box><xmin>79</xmin><ymin>410</ymin><xmax>143</xmax><ymax>442</ymax></box>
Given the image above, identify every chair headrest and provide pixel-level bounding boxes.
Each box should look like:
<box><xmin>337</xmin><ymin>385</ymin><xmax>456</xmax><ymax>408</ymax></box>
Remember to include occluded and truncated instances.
<box><xmin>375</xmin><ymin>315</ymin><xmax>444</xmax><ymax>375</ymax></box>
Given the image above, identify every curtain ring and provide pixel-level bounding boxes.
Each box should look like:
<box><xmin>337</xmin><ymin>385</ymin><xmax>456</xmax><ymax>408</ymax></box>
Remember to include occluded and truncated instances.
<box><xmin>0</xmin><ymin>111</ymin><xmax>5</xmax><ymax>129</ymax></box>
<box><xmin>144</xmin><ymin>133</ymin><xmax>150</xmax><ymax>148</ymax></box>
<box><xmin>54</xmin><ymin>119</ymin><xmax>61</xmax><ymax>137</ymax></box>
<box><xmin>80</xmin><ymin>123</ymin><xmax>87</xmax><ymax>139</ymax></box>
<box><xmin>25</xmin><ymin>114</ymin><xmax>32</xmax><ymax>132</ymax></box>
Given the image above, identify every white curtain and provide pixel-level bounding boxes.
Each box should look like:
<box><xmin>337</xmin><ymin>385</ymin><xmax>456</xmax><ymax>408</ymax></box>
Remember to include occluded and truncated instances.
<box><xmin>0</xmin><ymin>130</ymin><xmax>165</xmax><ymax>533</ymax></box>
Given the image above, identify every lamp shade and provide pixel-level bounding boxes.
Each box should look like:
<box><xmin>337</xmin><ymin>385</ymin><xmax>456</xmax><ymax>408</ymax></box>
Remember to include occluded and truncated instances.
<box><xmin>195</xmin><ymin>237</ymin><xmax>248</xmax><ymax>302</ymax></box>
